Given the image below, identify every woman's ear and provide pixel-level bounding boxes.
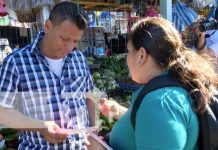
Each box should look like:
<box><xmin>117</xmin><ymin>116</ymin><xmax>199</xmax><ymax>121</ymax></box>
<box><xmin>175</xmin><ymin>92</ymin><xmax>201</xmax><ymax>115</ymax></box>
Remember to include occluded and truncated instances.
<box><xmin>137</xmin><ymin>47</ymin><xmax>147</xmax><ymax>66</ymax></box>
<box><xmin>44</xmin><ymin>19</ymin><xmax>53</xmax><ymax>34</ymax></box>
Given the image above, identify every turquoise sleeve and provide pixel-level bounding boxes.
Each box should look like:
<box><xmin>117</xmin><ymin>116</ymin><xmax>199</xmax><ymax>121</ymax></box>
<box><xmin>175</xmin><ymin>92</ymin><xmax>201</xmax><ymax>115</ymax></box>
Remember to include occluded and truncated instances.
<box><xmin>134</xmin><ymin>90</ymin><xmax>189</xmax><ymax>150</ymax></box>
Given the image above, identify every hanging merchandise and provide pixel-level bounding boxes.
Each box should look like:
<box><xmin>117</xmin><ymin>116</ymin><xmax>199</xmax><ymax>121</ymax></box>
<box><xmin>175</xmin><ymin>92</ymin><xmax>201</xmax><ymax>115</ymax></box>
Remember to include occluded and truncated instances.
<box><xmin>0</xmin><ymin>0</ymin><xmax>7</xmax><ymax>17</ymax></box>
<box><xmin>4</xmin><ymin>0</ymin><xmax>32</xmax><ymax>16</ymax></box>
<box><xmin>100</xmin><ymin>12</ymin><xmax>113</xmax><ymax>33</ymax></box>
<box><xmin>36</xmin><ymin>6</ymin><xmax>51</xmax><ymax>29</ymax></box>
<box><xmin>133</xmin><ymin>0</ymin><xmax>146</xmax><ymax>17</ymax></box>
<box><xmin>34</xmin><ymin>0</ymin><xmax>54</xmax><ymax>28</ymax></box>
<box><xmin>9</xmin><ymin>19</ymin><xmax>31</xmax><ymax>28</ymax></box>
<box><xmin>19</xmin><ymin>28</ymin><xmax>28</xmax><ymax>37</ymax></box>
<box><xmin>4</xmin><ymin>0</ymin><xmax>54</xmax><ymax>23</ymax></box>
<box><xmin>208</xmin><ymin>6</ymin><xmax>217</xmax><ymax>18</ymax></box>
<box><xmin>145</xmin><ymin>0</ymin><xmax>158</xmax><ymax>17</ymax></box>
<box><xmin>172</xmin><ymin>1</ymin><xmax>198</xmax><ymax>32</ymax></box>
<box><xmin>88</xmin><ymin>11</ymin><xmax>96</xmax><ymax>27</ymax></box>
<box><xmin>198</xmin><ymin>6</ymin><xmax>212</xmax><ymax>18</ymax></box>
<box><xmin>192</xmin><ymin>0</ymin><xmax>216</xmax><ymax>10</ymax></box>
<box><xmin>32</xmin><ymin>0</ymin><xmax>54</xmax><ymax>10</ymax></box>
<box><xmin>4</xmin><ymin>0</ymin><xmax>34</xmax><ymax>22</ymax></box>
<box><xmin>0</xmin><ymin>15</ymin><xmax>9</xmax><ymax>26</ymax></box>
<box><xmin>5</xmin><ymin>6</ymin><xmax>17</xmax><ymax>20</ymax></box>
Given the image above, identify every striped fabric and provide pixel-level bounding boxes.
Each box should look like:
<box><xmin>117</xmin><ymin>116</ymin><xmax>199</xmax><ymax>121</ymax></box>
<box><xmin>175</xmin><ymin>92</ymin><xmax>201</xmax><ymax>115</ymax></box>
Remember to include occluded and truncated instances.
<box><xmin>173</xmin><ymin>1</ymin><xmax>198</xmax><ymax>31</ymax></box>
<box><xmin>208</xmin><ymin>6</ymin><xmax>217</xmax><ymax>18</ymax></box>
<box><xmin>0</xmin><ymin>31</ymin><xmax>94</xmax><ymax>150</ymax></box>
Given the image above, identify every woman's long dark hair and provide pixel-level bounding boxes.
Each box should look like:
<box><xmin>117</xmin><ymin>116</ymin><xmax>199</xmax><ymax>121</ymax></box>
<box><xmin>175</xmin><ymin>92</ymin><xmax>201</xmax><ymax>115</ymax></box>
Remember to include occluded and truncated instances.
<box><xmin>129</xmin><ymin>17</ymin><xmax>218</xmax><ymax>113</ymax></box>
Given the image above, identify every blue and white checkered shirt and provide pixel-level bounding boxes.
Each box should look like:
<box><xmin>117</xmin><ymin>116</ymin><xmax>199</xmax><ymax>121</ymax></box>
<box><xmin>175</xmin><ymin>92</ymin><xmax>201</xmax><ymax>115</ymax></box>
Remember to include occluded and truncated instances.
<box><xmin>0</xmin><ymin>31</ymin><xmax>94</xmax><ymax>149</ymax></box>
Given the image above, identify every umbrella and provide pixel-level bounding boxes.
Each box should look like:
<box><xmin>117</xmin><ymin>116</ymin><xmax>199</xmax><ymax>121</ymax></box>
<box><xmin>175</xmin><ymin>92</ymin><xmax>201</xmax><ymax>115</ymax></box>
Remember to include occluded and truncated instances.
<box><xmin>208</xmin><ymin>6</ymin><xmax>217</xmax><ymax>19</ymax></box>
<box><xmin>172</xmin><ymin>1</ymin><xmax>198</xmax><ymax>31</ymax></box>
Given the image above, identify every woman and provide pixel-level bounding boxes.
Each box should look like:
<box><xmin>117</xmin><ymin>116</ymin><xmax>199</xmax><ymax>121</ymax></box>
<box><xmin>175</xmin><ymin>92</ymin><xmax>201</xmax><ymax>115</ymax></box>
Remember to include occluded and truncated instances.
<box><xmin>86</xmin><ymin>17</ymin><xmax>218</xmax><ymax>150</ymax></box>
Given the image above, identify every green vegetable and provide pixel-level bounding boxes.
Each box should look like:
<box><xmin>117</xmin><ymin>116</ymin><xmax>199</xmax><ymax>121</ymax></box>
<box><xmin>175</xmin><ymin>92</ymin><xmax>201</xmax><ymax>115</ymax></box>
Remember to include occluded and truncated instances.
<box><xmin>0</xmin><ymin>129</ymin><xmax>16</xmax><ymax>135</ymax></box>
<box><xmin>4</xmin><ymin>133</ymin><xmax>18</xmax><ymax>142</ymax></box>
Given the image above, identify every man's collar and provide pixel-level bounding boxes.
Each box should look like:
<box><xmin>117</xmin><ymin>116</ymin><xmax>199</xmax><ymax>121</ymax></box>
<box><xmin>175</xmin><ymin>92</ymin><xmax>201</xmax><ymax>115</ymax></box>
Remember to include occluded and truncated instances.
<box><xmin>30</xmin><ymin>31</ymin><xmax>45</xmax><ymax>54</ymax></box>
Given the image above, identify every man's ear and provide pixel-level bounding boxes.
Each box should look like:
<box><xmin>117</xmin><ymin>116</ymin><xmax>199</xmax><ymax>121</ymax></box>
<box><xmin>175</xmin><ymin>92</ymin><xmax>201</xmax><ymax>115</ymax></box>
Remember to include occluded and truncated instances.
<box><xmin>137</xmin><ymin>47</ymin><xmax>147</xmax><ymax>66</ymax></box>
<box><xmin>44</xmin><ymin>19</ymin><xmax>53</xmax><ymax>34</ymax></box>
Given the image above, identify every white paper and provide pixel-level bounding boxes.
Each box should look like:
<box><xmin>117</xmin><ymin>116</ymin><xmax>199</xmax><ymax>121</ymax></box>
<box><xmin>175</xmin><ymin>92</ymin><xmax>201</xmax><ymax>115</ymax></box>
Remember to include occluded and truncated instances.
<box><xmin>60</xmin><ymin>126</ymin><xmax>99</xmax><ymax>135</ymax></box>
<box><xmin>86</xmin><ymin>129</ymin><xmax>113</xmax><ymax>150</ymax></box>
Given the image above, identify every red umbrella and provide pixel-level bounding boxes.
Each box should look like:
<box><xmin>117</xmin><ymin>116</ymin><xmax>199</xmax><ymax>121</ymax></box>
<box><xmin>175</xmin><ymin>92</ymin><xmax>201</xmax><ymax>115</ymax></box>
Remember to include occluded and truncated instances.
<box><xmin>0</xmin><ymin>0</ymin><xmax>8</xmax><ymax>17</ymax></box>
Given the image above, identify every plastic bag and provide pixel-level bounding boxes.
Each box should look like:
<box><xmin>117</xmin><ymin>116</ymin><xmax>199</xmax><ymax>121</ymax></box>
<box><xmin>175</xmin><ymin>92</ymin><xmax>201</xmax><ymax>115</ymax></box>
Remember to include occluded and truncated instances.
<box><xmin>192</xmin><ymin>0</ymin><xmax>216</xmax><ymax>10</ymax></box>
<box><xmin>32</xmin><ymin>0</ymin><xmax>54</xmax><ymax>9</ymax></box>
<box><xmin>4</xmin><ymin>0</ymin><xmax>35</xmax><ymax>22</ymax></box>
<box><xmin>145</xmin><ymin>0</ymin><xmax>157</xmax><ymax>17</ymax></box>
<box><xmin>5</xmin><ymin>5</ymin><xmax>17</xmax><ymax>20</ymax></box>
<box><xmin>4</xmin><ymin>0</ymin><xmax>32</xmax><ymax>14</ymax></box>
<box><xmin>146</xmin><ymin>6</ymin><xmax>157</xmax><ymax>17</ymax></box>
<box><xmin>36</xmin><ymin>5</ymin><xmax>51</xmax><ymax>29</ymax></box>
<box><xmin>0</xmin><ymin>6</ymin><xmax>7</xmax><ymax>17</ymax></box>
<box><xmin>0</xmin><ymin>0</ymin><xmax>7</xmax><ymax>17</ymax></box>
<box><xmin>0</xmin><ymin>0</ymin><xmax>4</xmax><ymax>5</ymax></box>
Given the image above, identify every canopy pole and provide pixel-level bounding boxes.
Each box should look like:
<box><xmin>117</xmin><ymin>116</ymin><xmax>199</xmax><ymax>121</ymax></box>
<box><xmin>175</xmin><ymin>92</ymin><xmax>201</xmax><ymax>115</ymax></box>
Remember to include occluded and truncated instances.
<box><xmin>160</xmin><ymin>0</ymin><xmax>172</xmax><ymax>22</ymax></box>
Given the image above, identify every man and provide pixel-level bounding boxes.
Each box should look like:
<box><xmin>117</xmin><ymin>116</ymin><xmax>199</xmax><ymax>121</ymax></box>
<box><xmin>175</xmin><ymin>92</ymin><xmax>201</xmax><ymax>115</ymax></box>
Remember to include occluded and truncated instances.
<box><xmin>0</xmin><ymin>2</ymin><xmax>95</xmax><ymax>149</ymax></box>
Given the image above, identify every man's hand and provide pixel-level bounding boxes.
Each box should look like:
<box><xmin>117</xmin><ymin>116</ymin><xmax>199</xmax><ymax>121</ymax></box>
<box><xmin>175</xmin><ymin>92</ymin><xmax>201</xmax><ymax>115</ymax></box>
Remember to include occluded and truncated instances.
<box><xmin>41</xmin><ymin>121</ymin><xmax>68</xmax><ymax>144</ymax></box>
<box><xmin>193</xmin><ymin>20</ymin><xmax>207</xmax><ymax>51</ymax></box>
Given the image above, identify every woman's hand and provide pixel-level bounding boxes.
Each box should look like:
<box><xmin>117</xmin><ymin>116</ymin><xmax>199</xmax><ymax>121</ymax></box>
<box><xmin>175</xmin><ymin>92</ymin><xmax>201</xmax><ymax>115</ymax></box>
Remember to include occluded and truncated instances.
<box><xmin>99</xmin><ymin>98</ymin><xmax>127</xmax><ymax>120</ymax></box>
<box><xmin>40</xmin><ymin>121</ymin><xmax>68</xmax><ymax>144</ymax></box>
<box><xmin>99</xmin><ymin>98</ymin><xmax>120</xmax><ymax>119</ymax></box>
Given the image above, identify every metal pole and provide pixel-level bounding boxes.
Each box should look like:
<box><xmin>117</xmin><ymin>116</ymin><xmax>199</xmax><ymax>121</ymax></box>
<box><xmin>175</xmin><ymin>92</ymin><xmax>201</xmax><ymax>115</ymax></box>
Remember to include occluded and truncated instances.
<box><xmin>160</xmin><ymin>0</ymin><xmax>172</xmax><ymax>22</ymax></box>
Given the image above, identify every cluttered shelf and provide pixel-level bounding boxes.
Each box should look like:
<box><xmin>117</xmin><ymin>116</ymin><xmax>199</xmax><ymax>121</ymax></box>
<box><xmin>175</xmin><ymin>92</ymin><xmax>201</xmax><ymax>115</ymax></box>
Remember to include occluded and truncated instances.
<box><xmin>70</xmin><ymin>0</ymin><xmax>133</xmax><ymax>11</ymax></box>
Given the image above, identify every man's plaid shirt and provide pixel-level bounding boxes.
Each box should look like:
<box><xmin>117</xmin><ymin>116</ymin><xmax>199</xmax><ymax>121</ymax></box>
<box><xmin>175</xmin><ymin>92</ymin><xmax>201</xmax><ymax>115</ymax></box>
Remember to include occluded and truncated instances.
<box><xmin>0</xmin><ymin>31</ymin><xmax>94</xmax><ymax>149</ymax></box>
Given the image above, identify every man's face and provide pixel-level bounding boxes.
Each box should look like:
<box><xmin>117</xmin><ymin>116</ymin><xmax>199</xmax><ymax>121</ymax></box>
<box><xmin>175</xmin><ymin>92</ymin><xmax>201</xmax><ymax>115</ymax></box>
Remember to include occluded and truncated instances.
<box><xmin>44</xmin><ymin>19</ymin><xmax>84</xmax><ymax>59</ymax></box>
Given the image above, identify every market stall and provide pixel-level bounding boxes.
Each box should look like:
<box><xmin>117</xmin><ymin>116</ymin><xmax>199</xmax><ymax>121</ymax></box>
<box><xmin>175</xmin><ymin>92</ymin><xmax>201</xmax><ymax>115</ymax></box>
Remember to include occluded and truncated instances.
<box><xmin>0</xmin><ymin>0</ymin><xmax>218</xmax><ymax>149</ymax></box>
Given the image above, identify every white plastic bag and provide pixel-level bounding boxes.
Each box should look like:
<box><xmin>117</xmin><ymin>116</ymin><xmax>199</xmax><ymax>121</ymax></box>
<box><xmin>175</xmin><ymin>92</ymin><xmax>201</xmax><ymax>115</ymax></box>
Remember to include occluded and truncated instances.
<box><xmin>32</xmin><ymin>0</ymin><xmax>54</xmax><ymax>9</ymax></box>
<box><xmin>36</xmin><ymin>6</ymin><xmax>51</xmax><ymax>29</ymax></box>
<box><xmin>5</xmin><ymin>0</ymin><xmax>32</xmax><ymax>14</ymax></box>
<box><xmin>192</xmin><ymin>0</ymin><xmax>216</xmax><ymax>9</ymax></box>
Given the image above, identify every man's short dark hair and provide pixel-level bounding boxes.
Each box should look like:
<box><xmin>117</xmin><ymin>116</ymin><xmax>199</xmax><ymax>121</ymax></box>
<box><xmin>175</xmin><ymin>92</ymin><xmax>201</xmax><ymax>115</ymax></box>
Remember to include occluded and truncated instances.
<box><xmin>49</xmin><ymin>1</ymin><xmax>87</xmax><ymax>30</ymax></box>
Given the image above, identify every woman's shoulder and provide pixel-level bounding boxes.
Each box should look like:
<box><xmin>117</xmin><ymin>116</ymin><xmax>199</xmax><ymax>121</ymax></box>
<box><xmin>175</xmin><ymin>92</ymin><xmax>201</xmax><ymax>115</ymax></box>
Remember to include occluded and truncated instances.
<box><xmin>134</xmin><ymin>86</ymin><xmax>193</xmax><ymax>115</ymax></box>
<box><xmin>133</xmin><ymin>86</ymin><xmax>189</xmax><ymax>103</ymax></box>
<box><xmin>146</xmin><ymin>86</ymin><xmax>191</xmax><ymax>107</ymax></box>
